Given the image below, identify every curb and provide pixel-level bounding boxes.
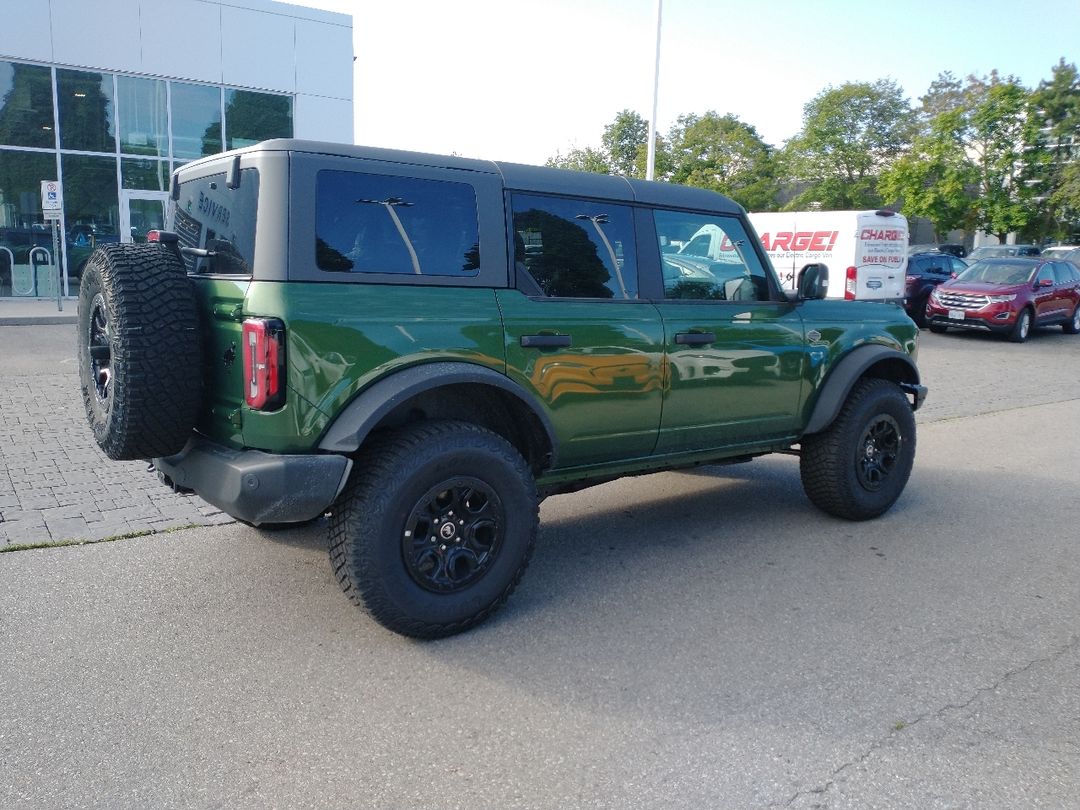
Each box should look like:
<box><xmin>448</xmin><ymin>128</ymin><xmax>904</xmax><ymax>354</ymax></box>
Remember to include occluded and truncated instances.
<box><xmin>0</xmin><ymin>316</ymin><xmax>78</xmax><ymax>326</ymax></box>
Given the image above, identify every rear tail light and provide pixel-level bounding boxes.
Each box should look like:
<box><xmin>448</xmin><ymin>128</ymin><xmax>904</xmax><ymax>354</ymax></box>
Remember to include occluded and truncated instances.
<box><xmin>845</xmin><ymin>266</ymin><xmax>857</xmax><ymax>300</ymax></box>
<box><xmin>146</xmin><ymin>230</ymin><xmax>179</xmax><ymax>244</ymax></box>
<box><xmin>242</xmin><ymin>318</ymin><xmax>286</xmax><ymax>410</ymax></box>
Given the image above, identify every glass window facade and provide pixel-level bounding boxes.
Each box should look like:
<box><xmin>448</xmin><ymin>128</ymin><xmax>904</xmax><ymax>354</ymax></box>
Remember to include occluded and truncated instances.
<box><xmin>117</xmin><ymin>76</ymin><xmax>167</xmax><ymax>158</ymax></box>
<box><xmin>0</xmin><ymin>58</ymin><xmax>293</xmax><ymax>298</ymax></box>
<box><xmin>172</xmin><ymin>82</ymin><xmax>222</xmax><ymax>159</ymax></box>
<box><xmin>57</xmin><ymin>69</ymin><xmax>116</xmax><ymax>153</ymax></box>
<box><xmin>225</xmin><ymin>89</ymin><xmax>292</xmax><ymax>150</ymax></box>
<box><xmin>0</xmin><ymin>62</ymin><xmax>54</xmax><ymax>148</ymax></box>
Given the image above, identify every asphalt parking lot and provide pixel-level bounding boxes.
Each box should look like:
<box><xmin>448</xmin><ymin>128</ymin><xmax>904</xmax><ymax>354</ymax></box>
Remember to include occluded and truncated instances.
<box><xmin>2</xmin><ymin>322</ymin><xmax>1079</xmax><ymax>808</ymax></box>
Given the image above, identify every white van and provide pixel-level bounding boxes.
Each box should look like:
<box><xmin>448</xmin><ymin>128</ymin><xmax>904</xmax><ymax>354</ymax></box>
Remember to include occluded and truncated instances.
<box><xmin>745</xmin><ymin>210</ymin><xmax>908</xmax><ymax>301</ymax></box>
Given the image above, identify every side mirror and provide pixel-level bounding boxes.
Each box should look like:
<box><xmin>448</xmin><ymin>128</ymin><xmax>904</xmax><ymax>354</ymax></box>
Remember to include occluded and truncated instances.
<box><xmin>797</xmin><ymin>263</ymin><xmax>830</xmax><ymax>300</ymax></box>
<box><xmin>1037</xmin><ymin>278</ymin><xmax>1053</xmax><ymax>288</ymax></box>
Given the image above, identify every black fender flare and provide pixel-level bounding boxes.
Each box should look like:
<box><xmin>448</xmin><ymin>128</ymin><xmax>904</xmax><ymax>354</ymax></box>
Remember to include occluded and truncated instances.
<box><xmin>317</xmin><ymin>361</ymin><xmax>559</xmax><ymax>464</ymax></box>
<box><xmin>803</xmin><ymin>345</ymin><xmax>921</xmax><ymax>435</ymax></box>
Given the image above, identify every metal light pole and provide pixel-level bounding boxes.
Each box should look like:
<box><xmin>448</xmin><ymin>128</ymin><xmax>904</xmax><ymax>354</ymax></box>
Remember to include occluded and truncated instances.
<box><xmin>646</xmin><ymin>0</ymin><xmax>663</xmax><ymax>181</ymax></box>
<box><xmin>576</xmin><ymin>214</ymin><xmax>628</xmax><ymax>299</ymax></box>
<box><xmin>357</xmin><ymin>196</ymin><xmax>421</xmax><ymax>274</ymax></box>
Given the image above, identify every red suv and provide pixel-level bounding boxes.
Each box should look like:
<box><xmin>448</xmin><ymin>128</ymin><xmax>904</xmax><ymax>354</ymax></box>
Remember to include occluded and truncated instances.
<box><xmin>926</xmin><ymin>258</ymin><xmax>1080</xmax><ymax>342</ymax></box>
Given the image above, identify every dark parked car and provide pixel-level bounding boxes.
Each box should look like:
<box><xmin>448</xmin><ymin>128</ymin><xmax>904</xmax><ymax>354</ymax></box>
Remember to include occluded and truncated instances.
<box><xmin>907</xmin><ymin>243</ymin><xmax>966</xmax><ymax>258</ymax></box>
<box><xmin>1041</xmin><ymin>246</ymin><xmax>1080</xmax><ymax>269</ymax></box>
<box><xmin>926</xmin><ymin>257</ymin><xmax>1080</xmax><ymax>342</ymax></box>
<box><xmin>965</xmin><ymin>244</ymin><xmax>1040</xmax><ymax>262</ymax></box>
<box><xmin>905</xmin><ymin>251</ymin><xmax>968</xmax><ymax>327</ymax></box>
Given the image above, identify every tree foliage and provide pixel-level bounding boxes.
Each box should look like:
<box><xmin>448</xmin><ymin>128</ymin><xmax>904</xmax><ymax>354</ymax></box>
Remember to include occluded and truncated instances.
<box><xmin>601</xmin><ymin>109</ymin><xmax>649</xmax><ymax>177</ymax></box>
<box><xmin>879</xmin><ymin>109</ymin><xmax>977</xmax><ymax>239</ymax></box>
<box><xmin>1030</xmin><ymin>59</ymin><xmax>1080</xmax><ymax>239</ymax></box>
<box><xmin>665</xmin><ymin>112</ymin><xmax>778</xmax><ymax>210</ymax></box>
<box><xmin>781</xmin><ymin>79</ymin><xmax>916</xmax><ymax>210</ymax></box>
<box><xmin>962</xmin><ymin>73</ymin><xmax>1040</xmax><ymax>240</ymax></box>
<box><xmin>545</xmin><ymin>62</ymin><xmax>1080</xmax><ymax>241</ymax></box>
<box><xmin>545</xmin><ymin>146</ymin><xmax>611</xmax><ymax>174</ymax></box>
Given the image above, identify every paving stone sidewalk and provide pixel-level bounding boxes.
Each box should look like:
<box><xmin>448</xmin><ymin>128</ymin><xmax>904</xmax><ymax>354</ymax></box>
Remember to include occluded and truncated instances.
<box><xmin>0</xmin><ymin>362</ymin><xmax>233</xmax><ymax>548</ymax></box>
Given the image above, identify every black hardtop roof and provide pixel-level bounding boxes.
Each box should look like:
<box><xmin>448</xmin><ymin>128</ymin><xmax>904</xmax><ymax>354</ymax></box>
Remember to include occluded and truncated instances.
<box><xmin>208</xmin><ymin>138</ymin><xmax>743</xmax><ymax>214</ymax></box>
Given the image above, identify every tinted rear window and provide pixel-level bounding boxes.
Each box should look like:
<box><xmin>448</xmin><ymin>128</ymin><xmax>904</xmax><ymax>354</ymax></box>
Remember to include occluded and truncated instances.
<box><xmin>172</xmin><ymin>169</ymin><xmax>259</xmax><ymax>275</ymax></box>
<box><xmin>315</xmin><ymin>170</ymin><xmax>480</xmax><ymax>277</ymax></box>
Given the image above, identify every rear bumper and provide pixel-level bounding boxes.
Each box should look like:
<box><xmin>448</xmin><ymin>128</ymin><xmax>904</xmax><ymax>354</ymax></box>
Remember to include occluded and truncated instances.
<box><xmin>154</xmin><ymin>436</ymin><xmax>352</xmax><ymax>525</ymax></box>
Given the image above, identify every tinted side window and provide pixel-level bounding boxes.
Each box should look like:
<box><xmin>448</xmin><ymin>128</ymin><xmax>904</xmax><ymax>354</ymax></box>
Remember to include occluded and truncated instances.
<box><xmin>655</xmin><ymin>210</ymin><xmax>771</xmax><ymax>301</ymax></box>
<box><xmin>173</xmin><ymin>168</ymin><xmax>260</xmax><ymax>275</ymax></box>
<box><xmin>315</xmin><ymin>171</ymin><xmax>480</xmax><ymax>277</ymax></box>
<box><xmin>511</xmin><ymin>193</ymin><xmax>637</xmax><ymax>299</ymax></box>
<box><xmin>1052</xmin><ymin>262</ymin><xmax>1074</xmax><ymax>284</ymax></box>
<box><xmin>1035</xmin><ymin>265</ymin><xmax>1055</xmax><ymax>285</ymax></box>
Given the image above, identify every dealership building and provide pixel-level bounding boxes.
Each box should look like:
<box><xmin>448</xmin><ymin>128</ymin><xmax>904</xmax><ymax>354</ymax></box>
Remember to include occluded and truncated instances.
<box><xmin>0</xmin><ymin>0</ymin><xmax>353</xmax><ymax>298</ymax></box>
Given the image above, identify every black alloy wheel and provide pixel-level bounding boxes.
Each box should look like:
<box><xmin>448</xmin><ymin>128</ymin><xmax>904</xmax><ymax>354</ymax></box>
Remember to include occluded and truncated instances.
<box><xmin>856</xmin><ymin>414</ymin><xmax>901</xmax><ymax>492</ymax></box>
<box><xmin>87</xmin><ymin>292</ymin><xmax>113</xmax><ymax>407</ymax></box>
<box><xmin>403</xmin><ymin>478</ymin><xmax>504</xmax><ymax>594</ymax></box>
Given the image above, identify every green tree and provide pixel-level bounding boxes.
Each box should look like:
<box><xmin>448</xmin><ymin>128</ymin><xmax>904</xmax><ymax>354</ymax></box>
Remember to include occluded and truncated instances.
<box><xmin>548</xmin><ymin>109</ymin><xmax>671</xmax><ymax>178</ymax></box>
<box><xmin>666</xmin><ymin>111</ymin><xmax>778</xmax><ymax>210</ymax></box>
<box><xmin>1050</xmin><ymin>160</ymin><xmax>1080</xmax><ymax>240</ymax></box>
<box><xmin>545</xmin><ymin>146</ymin><xmax>611</xmax><ymax>174</ymax></box>
<box><xmin>966</xmin><ymin>73</ymin><xmax>1039</xmax><ymax>241</ymax></box>
<box><xmin>918</xmin><ymin>71</ymin><xmax>966</xmax><ymax>122</ymax></box>
<box><xmin>781</xmin><ymin>79</ymin><xmax>916</xmax><ymax>209</ymax></box>
<box><xmin>1029</xmin><ymin>59</ymin><xmax>1080</xmax><ymax>240</ymax></box>
<box><xmin>880</xmin><ymin>108</ymin><xmax>977</xmax><ymax>239</ymax></box>
<box><xmin>601</xmin><ymin>109</ymin><xmax>649</xmax><ymax>177</ymax></box>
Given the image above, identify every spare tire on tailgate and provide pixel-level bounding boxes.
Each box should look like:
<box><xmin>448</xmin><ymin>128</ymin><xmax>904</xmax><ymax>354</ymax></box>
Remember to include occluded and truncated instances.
<box><xmin>77</xmin><ymin>242</ymin><xmax>202</xmax><ymax>460</ymax></box>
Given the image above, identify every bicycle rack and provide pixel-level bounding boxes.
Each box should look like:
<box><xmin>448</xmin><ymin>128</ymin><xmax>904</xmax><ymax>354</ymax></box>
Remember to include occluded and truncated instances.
<box><xmin>29</xmin><ymin>246</ymin><xmax>56</xmax><ymax>297</ymax></box>
<box><xmin>0</xmin><ymin>246</ymin><xmax>14</xmax><ymax>296</ymax></box>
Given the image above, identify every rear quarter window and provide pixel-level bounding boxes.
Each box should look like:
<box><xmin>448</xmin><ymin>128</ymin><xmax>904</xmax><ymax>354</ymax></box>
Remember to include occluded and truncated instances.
<box><xmin>314</xmin><ymin>170</ymin><xmax>480</xmax><ymax>277</ymax></box>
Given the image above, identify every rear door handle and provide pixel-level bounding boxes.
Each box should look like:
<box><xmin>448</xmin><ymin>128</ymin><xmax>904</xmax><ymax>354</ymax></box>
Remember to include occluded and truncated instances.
<box><xmin>520</xmin><ymin>334</ymin><xmax>572</xmax><ymax>349</ymax></box>
<box><xmin>674</xmin><ymin>331</ymin><xmax>716</xmax><ymax>345</ymax></box>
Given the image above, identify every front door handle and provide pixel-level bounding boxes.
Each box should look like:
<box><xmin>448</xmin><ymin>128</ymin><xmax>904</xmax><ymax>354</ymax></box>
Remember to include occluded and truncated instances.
<box><xmin>520</xmin><ymin>334</ymin><xmax>572</xmax><ymax>349</ymax></box>
<box><xmin>674</xmin><ymin>331</ymin><xmax>716</xmax><ymax>345</ymax></box>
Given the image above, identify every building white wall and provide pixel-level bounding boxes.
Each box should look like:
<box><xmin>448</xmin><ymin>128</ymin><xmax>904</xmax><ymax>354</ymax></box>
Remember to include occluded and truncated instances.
<box><xmin>0</xmin><ymin>0</ymin><xmax>354</xmax><ymax>143</ymax></box>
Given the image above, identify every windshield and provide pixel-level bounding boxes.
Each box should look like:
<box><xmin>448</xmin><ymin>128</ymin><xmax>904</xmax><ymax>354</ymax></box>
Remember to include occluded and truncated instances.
<box><xmin>956</xmin><ymin>261</ymin><xmax>1035</xmax><ymax>285</ymax></box>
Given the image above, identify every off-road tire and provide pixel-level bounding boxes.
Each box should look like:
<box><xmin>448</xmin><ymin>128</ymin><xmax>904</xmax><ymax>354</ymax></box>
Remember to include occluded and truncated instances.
<box><xmin>77</xmin><ymin>243</ymin><xmax>201</xmax><ymax>460</ymax></box>
<box><xmin>800</xmin><ymin>378</ymin><xmax>916</xmax><ymax>521</ymax></box>
<box><xmin>328</xmin><ymin>420</ymin><xmax>538</xmax><ymax>639</ymax></box>
<box><xmin>1063</xmin><ymin>305</ymin><xmax>1080</xmax><ymax>335</ymax></box>
<box><xmin>1009</xmin><ymin>308</ymin><xmax>1033</xmax><ymax>343</ymax></box>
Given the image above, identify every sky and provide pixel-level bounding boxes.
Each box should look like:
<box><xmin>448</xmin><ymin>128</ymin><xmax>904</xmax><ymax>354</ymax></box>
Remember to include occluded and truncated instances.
<box><xmin>296</xmin><ymin>0</ymin><xmax>1080</xmax><ymax>166</ymax></box>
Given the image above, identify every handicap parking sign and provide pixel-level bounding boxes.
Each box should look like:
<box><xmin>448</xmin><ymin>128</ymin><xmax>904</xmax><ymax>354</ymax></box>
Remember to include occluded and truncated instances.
<box><xmin>40</xmin><ymin>180</ymin><xmax>63</xmax><ymax>211</ymax></box>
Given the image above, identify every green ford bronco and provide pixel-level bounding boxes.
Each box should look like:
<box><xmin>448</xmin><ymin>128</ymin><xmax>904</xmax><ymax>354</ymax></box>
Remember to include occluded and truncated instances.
<box><xmin>77</xmin><ymin>140</ymin><xmax>926</xmax><ymax>638</ymax></box>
